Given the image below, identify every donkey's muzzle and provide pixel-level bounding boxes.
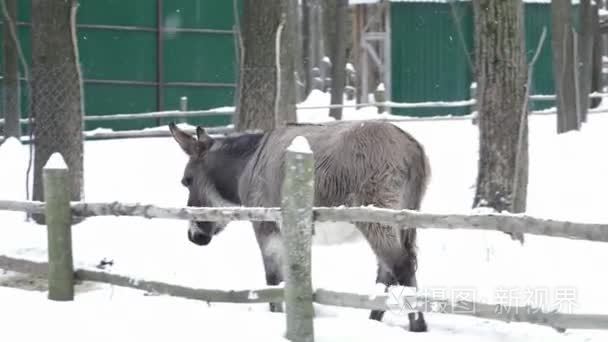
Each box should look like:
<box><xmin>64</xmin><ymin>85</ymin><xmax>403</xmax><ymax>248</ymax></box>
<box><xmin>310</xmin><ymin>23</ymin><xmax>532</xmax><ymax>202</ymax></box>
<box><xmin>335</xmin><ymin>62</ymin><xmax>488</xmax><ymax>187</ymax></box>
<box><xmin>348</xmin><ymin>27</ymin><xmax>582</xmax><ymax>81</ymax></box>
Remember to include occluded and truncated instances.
<box><xmin>188</xmin><ymin>229</ymin><xmax>212</xmax><ymax>246</ymax></box>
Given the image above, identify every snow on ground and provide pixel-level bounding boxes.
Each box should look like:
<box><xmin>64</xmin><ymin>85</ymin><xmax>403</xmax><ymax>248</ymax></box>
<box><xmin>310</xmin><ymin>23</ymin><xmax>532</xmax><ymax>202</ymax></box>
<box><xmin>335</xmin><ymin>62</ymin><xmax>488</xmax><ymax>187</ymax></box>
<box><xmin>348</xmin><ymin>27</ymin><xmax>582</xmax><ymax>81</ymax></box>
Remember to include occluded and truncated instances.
<box><xmin>1</xmin><ymin>91</ymin><xmax>608</xmax><ymax>341</ymax></box>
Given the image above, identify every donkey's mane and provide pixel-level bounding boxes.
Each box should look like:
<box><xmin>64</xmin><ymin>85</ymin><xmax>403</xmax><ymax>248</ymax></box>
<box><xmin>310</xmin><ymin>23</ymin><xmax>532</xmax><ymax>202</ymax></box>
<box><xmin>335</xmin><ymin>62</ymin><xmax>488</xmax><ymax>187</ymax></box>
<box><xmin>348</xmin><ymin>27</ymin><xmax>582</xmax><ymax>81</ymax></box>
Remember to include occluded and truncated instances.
<box><xmin>214</xmin><ymin>132</ymin><xmax>265</xmax><ymax>158</ymax></box>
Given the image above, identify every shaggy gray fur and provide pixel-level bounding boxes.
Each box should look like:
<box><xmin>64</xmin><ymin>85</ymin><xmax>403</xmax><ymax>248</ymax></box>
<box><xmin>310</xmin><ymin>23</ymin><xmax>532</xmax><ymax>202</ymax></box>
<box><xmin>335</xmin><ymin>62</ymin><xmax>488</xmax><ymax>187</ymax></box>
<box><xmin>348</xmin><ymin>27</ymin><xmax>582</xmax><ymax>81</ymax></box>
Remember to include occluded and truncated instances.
<box><xmin>169</xmin><ymin>120</ymin><xmax>431</xmax><ymax>332</ymax></box>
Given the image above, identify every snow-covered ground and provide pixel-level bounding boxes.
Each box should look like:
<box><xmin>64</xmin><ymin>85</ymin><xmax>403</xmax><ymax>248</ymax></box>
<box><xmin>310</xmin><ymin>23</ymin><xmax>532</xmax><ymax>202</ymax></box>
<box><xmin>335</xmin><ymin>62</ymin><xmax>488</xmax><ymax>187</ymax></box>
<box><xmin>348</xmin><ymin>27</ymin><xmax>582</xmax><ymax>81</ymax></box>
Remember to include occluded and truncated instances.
<box><xmin>1</xmin><ymin>91</ymin><xmax>608</xmax><ymax>341</ymax></box>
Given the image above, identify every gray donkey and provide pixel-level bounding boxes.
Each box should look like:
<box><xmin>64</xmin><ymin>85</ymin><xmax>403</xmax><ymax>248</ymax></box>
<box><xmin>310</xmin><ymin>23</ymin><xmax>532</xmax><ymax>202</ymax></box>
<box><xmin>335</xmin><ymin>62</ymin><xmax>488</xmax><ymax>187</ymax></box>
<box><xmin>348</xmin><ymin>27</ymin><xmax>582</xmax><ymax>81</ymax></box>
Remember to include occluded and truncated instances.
<box><xmin>169</xmin><ymin>120</ymin><xmax>431</xmax><ymax>332</ymax></box>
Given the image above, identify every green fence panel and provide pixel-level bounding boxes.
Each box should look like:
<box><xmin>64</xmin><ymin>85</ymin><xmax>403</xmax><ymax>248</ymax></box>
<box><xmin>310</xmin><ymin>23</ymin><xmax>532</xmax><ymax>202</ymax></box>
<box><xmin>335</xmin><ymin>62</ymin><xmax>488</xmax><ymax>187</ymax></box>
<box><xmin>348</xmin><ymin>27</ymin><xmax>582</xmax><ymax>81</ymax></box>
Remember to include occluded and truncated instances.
<box><xmin>2</xmin><ymin>0</ymin><xmax>242</xmax><ymax>132</ymax></box>
<box><xmin>84</xmin><ymin>83</ymin><xmax>157</xmax><ymax>131</ymax></box>
<box><xmin>0</xmin><ymin>25</ymin><xmax>31</xmax><ymax>117</ymax></box>
<box><xmin>164</xmin><ymin>0</ymin><xmax>240</xmax><ymax>30</ymax></box>
<box><xmin>17</xmin><ymin>1</ymin><xmax>30</xmax><ymax>21</ymax></box>
<box><xmin>391</xmin><ymin>2</ymin><xmax>474</xmax><ymax>117</ymax></box>
<box><xmin>163</xmin><ymin>32</ymin><xmax>236</xmax><ymax>83</ymax></box>
<box><xmin>161</xmin><ymin>0</ymin><xmax>240</xmax><ymax>128</ymax></box>
<box><xmin>160</xmin><ymin>86</ymin><xmax>234</xmax><ymax>127</ymax></box>
<box><xmin>78</xmin><ymin>29</ymin><xmax>157</xmax><ymax>81</ymax></box>
<box><xmin>78</xmin><ymin>0</ymin><xmax>156</xmax><ymax>27</ymax></box>
<box><xmin>525</xmin><ymin>3</ymin><xmax>554</xmax><ymax>111</ymax></box>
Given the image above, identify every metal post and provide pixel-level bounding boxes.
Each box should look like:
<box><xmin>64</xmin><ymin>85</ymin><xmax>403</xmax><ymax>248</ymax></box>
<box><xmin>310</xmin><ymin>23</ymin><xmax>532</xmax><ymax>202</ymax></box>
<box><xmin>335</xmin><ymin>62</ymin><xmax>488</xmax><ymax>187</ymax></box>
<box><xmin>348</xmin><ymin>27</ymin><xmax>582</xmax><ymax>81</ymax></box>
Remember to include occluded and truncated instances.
<box><xmin>180</xmin><ymin>96</ymin><xmax>188</xmax><ymax>111</ymax></box>
<box><xmin>155</xmin><ymin>0</ymin><xmax>165</xmax><ymax>126</ymax></box>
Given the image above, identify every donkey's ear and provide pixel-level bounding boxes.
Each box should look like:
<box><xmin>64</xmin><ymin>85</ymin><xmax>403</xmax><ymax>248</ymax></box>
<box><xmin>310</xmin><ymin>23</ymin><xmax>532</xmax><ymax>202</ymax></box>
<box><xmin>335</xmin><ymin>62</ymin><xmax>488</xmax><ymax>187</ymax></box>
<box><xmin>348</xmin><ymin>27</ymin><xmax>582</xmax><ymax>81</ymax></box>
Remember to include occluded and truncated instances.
<box><xmin>169</xmin><ymin>122</ymin><xmax>196</xmax><ymax>155</ymax></box>
<box><xmin>196</xmin><ymin>126</ymin><xmax>214</xmax><ymax>148</ymax></box>
<box><xmin>196</xmin><ymin>126</ymin><xmax>209</xmax><ymax>141</ymax></box>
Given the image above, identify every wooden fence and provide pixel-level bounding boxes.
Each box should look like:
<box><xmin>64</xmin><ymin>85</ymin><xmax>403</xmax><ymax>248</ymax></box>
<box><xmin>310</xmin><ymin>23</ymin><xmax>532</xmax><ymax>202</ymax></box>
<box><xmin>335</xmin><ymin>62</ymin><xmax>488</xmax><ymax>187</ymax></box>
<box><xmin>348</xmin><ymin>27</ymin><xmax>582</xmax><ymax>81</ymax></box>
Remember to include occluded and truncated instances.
<box><xmin>2</xmin><ymin>138</ymin><xmax>608</xmax><ymax>341</ymax></box>
<box><xmin>3</xmin><ymin>90</ymin><xmax>608</xmax><ymax>128</ymax></box>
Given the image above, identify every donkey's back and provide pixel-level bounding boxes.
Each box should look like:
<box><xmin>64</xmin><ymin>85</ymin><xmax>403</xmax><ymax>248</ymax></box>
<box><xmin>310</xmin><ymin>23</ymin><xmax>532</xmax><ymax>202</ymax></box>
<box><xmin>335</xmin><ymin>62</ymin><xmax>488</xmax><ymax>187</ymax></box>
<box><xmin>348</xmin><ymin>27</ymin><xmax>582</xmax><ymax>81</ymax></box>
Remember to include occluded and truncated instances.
<box><xmin>239</xmin><ymin>120</ymin><xmax>430</xmax><ymax>211</ymax></box>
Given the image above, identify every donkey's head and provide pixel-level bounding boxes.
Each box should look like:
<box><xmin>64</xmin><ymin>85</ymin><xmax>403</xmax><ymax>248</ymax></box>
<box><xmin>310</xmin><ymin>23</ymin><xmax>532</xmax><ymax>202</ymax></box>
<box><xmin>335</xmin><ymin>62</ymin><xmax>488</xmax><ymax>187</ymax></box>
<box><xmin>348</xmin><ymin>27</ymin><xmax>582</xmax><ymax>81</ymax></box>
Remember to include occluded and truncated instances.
<box><xmin>169</xmin><ymin>123</ymin><xmax>236</xmax><ymax>246</ymax></box>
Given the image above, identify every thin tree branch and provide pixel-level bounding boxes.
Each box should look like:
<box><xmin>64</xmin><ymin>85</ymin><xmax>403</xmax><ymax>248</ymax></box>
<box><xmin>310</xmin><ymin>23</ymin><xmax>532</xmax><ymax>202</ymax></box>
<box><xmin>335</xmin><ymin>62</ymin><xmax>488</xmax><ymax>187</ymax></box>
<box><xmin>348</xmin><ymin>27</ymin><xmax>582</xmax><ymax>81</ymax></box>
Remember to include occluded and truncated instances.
<box><xmin>448</xmin><ymin>0</ymin><xmax>474</xmax><ymax>72</ymax></box>
<box><xmin>274</xmin><ymin>17</ymin><xmax>286</xmax><ymax>125</ymax></box>
<box><xmin>513</xmin><ymin>26</ymin><xmax>547</xmax><ymax>220</ymax></box>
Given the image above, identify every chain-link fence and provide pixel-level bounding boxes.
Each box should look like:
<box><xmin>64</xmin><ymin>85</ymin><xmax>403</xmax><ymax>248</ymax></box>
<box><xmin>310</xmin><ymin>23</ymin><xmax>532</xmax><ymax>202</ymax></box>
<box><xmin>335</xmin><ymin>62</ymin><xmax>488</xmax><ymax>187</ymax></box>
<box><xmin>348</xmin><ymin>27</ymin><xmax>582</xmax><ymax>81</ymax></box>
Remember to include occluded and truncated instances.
<box><xmin>29</xmin><ymin>61</ymin><xmax>84</xmax><ymax>206</ymax></box>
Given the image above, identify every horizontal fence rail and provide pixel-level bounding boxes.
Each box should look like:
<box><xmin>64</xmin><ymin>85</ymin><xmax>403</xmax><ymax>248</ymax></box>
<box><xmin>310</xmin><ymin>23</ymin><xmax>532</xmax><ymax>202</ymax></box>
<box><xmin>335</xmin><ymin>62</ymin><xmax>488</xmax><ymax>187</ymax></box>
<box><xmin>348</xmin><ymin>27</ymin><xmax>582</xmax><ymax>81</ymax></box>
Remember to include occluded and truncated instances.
<box><xmin>0</xmin><ymin>109</ymin><xmax>235</xmax><ymax>126</ymax></box>
<box><xmin>296</xmin><ymin>99</ymin><xmax>476</xmax><ymax>110</ymax></box>
<box><xmin>3</xmin><ymin>91</ymin><xmax>608</xmax><ymax>127</ymax></box>
<box><xmin>0</xmin><ymin>126</ymin><xmax>235</xmax><ymax>143</ymax></box>
<box><xmin>1</xmin><ymin>254</ymin><xmax>607</xmax><ymax>331</ymax></box>
<box><xmin>1</xmin><ymin>200</ymin><xmax>607</xmax><ymax>243</ymax></box>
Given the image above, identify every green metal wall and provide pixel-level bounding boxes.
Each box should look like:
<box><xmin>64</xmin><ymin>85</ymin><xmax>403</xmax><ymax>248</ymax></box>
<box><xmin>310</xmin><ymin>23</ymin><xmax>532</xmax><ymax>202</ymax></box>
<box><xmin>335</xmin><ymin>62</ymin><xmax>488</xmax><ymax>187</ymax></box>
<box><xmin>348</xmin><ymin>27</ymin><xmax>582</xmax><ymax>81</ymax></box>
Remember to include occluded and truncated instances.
<box><xmin>0</xmin><ymin>0</ymin><xmax>240</xmax><ymax>131</ymax></box>
<box><xmin>391</xmin><ymin>2</ymin><xmax>474</xmax><ymax>117</ymax></box>
<box><xmin>390</xmin><ymin>2</ymin><xmax>560</xmax><ymax>117</ymax></box>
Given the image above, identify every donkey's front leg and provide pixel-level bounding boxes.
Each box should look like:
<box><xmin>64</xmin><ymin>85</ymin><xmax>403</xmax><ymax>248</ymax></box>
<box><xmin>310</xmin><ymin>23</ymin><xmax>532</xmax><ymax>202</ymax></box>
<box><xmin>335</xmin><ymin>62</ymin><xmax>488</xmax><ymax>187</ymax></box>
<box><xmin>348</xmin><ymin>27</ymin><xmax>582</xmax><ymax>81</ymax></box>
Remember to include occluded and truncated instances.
<box><xmin>253</xmin><ymin>221</ymin><xmax>284</xmax><ymax>313</ymax></box>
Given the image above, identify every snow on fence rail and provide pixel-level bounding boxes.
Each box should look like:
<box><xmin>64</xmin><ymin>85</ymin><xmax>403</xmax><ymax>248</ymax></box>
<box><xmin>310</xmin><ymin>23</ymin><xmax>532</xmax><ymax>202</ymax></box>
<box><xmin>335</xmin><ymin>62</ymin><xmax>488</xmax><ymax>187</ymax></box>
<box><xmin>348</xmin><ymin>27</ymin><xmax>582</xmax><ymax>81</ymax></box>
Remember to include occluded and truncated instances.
<box><xmin>2</xmin><ymin>254</ymin><xmax>608</xmax><ymax>332</ymax></box>
<box><xmin>3</xmin><ymin>91</ymin><xmax>608</xmax><ymax>127</ymax></box>
<box><xmin>2</xmin><ymin>201</ymin><xmax>608</xmax><ymax>243</ymax></box>
<box><xmin>3</xmin><ymin>92</ymin><xmax>608</xmax><ymax>143</ymax></box>
<box><xmin>2</xmin><ymin>139</ymin><xmax>608</xmax><ymax>338</ymax></box>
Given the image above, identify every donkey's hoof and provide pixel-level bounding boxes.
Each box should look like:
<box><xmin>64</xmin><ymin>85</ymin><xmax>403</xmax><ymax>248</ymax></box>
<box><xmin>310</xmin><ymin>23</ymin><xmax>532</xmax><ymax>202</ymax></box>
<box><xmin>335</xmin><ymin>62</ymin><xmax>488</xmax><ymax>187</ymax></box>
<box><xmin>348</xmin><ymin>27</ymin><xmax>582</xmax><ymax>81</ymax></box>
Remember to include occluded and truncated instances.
<box><xmin>408</xmin><ymin>312</ymin><xmax>428</xmax><ymax>332</ymax></box>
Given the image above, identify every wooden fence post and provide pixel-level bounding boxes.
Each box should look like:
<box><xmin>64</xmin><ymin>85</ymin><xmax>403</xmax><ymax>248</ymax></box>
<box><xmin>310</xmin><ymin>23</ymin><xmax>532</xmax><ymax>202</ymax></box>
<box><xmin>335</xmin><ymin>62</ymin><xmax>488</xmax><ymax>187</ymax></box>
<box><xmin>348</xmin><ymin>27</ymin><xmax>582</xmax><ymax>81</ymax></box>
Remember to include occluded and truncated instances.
<box><xmin>281</xmin><ymin>136</ymin><xmax>315</xmax><ymax>342</ymax></box>
<box><xmin>43</xmin><ymin>153</ymin><xmax>74</xmax><ymax>301</ymax></box>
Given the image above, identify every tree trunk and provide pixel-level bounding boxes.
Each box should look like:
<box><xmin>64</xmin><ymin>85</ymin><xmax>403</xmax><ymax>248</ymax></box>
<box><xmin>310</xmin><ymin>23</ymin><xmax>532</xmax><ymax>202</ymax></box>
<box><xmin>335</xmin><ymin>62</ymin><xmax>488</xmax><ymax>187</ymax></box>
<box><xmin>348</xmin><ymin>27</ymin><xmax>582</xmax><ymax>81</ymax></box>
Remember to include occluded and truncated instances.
<box><xmin>236</xmin><ymin>0</ymin><xmax>296</xmax><ymax>131</ymax></box>
<box><xmin>301</xmin><ymin>0</ymin><xmax>313</xmax><ymax>97</ymax></box>
<box><xmin>551</xmin><ymin>0</ymin><xmax>580</xmax><ymax>133</ymax></box>
<box><xmin>329</xmin><ymin>0</ymin><xmax>348</xmax><ymax>120</ymax></box>
<box><xmin>310</xmin><ymin>0</ymin><xmax>322</xmax><ymax>71</ymax></box>
<box><xmin>31</xmin><ymin>0</ymin><xmax>84</xmax><ymax>223</ymax></box>
<box><xmin>591</xmin><ymin>2</ymin><xmax>603</xmax><ymax>109</ymax></box>
<box><xmin>322</xmin><ymin>0</ymin><xmax>337</xmax><ymax>62</ymax></box>
<box><xmin>2</xmin><ymin>0</ymin><xmax>21</xmax><ymax>138</ymax></box>
<box><xmin>473</xmin><ymin>0</ymin><xmax>528</xmax><ymax>243</ymax></box>
<box><xmin>277</xmin><ymin>0</ymin><xmax>298</xmax><ymax>126</ymax></box>
<box><xmin>578</xmin><ymin>0</ymin><xmax>594</xmax><ymax>123</ymax></box>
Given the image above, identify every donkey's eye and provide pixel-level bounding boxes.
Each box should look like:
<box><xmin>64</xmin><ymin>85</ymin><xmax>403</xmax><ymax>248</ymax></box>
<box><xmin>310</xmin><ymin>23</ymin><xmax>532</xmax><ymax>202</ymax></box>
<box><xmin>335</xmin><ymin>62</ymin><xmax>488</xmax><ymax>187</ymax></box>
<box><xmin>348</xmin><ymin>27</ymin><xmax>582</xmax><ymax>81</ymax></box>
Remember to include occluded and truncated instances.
<box><xmin>182</xmin><ymin>176</ymin><xmax>193</xmax><ymax>187</ymax></box>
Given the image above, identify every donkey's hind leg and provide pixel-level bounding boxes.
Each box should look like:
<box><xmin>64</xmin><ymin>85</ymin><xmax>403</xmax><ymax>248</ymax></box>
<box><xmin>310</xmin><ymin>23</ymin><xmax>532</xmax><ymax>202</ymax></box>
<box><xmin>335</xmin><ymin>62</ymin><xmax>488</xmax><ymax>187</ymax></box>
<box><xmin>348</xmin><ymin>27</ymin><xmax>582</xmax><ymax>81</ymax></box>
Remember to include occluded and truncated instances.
<box><xmin>394</xmin><ymin>228</ymin><xmax>427</xmax><ymax>332</ymax></box>
<box><xmin>253</xmin><ymin>221</ymin><xmax>284</xmax><ymax>313</ymax></box>
<box><xmin>369</xmin><ymin>264</ymin><xmax>397</xmax><ymax>321</ymax></box>
<box><xmin>360</xmin><ymin>222</ymin><xmax>427</xmax><ymax>332</ymax></box>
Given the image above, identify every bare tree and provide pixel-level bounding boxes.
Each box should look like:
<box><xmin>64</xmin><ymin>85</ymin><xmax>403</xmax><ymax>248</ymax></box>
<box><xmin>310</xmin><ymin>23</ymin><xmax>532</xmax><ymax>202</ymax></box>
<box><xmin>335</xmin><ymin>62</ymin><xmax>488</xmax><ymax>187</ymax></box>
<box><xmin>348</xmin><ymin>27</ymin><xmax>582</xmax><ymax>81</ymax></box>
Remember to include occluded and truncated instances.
<box><xmin>591</xmin><ymin>1</ymin><xmax>603</xmax><ymax>109</ymax></box>
<box><xmin>551</xmin><ymin>0</ymin><xmax>580</xmax><ymax>133</ymax></box>
<box><xmin>328</xmin><ymin>0</ymin><xmax>348</xmax><ymax>120</ymax></box>
<box><xmin>236</xmin><ymin>0</ymin><xmax>297</xmax><ymax>131</ymax></box>
<box><xmin>473</xmin><ymin>0</ymin><xmax>528</xmax><ymax>243</ymax></box>
<box><xmin>322</xmin><ymin>0</ymin><xmax>337</xmax><ymax>63</ymax></box>
<box><xmin>277</xmin><ymin>0</ymin><xmax>298</xmax><ymax>126</ymax></box>
<box><xmin>31</xmin><ymin>0</ymin><xmax>84</xmax><ymax>222</ymax></box>
<box><xmin>1</xmin><ymin>0</ymin><xmax>21</xmax><ymax>138</ymax></box>
<box><xmin>578</xmin><ymin>0</ymin><xmax>594</xmax><ymax>123</ymax></box>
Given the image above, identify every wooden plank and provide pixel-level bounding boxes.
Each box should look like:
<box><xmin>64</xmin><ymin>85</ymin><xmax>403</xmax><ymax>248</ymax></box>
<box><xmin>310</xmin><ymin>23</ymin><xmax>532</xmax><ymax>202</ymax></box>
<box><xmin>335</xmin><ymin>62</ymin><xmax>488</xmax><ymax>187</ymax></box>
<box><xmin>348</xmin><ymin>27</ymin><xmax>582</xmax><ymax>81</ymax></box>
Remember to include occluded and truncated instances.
<box><xmin>0</xmin><ymin>255</ymin><xmax>283</xmax><ymax>304</ymax></box>
<box><xmin>3</xmin><ymin>200</ymin><xmax>608</xmax><ymax>243</ymax></box>
<box><xmin>315</xmin><ymin>288</ymin><xmax>608</xmax><ymax>331</ymax></box>
<box><xmin>314</xmin><ymin>207</ymin><xmax>608</xmax><ymax>243</ymax></box>
<box><xmin>2</xmin><ymin>255</ymin><xmax>608</xmax><ymax>331</ymax></box>
<box><xmin>0</xmin><ymin>255</ymin><xmax>48</xmax><ymax>276</ymax></box>
<box><xmin>70</xmin><ymin>202</ymin><xmax>282</xmax><ymax>222</ymax></box>
<box><xmin>76</xmin><ymin>268</ymin><xmax>284</xmax><ymax>304</ymax></box>
<box><xmin>0</xmin><ymin>200</ymin><xmax>45</xmax><ymax>214</ymax></box>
